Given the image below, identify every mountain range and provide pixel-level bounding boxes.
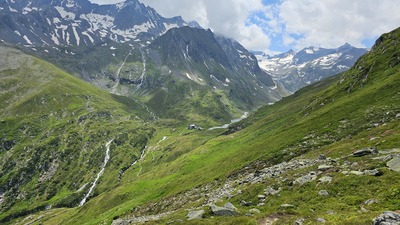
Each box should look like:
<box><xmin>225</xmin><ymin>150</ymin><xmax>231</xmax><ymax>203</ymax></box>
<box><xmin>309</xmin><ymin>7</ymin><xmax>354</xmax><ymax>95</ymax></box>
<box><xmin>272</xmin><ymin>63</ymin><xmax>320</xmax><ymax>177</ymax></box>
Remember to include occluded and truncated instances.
<box><xmin>0</xmin><ymin>0</ymin><xmax>286</xmax><ymax>124</ymax></box>
<box><xmin>255</xmin><ymin>44</ymin><xmax>367</xmax><ymax>92</ymax></box>
<box><xmin>1</xmin><ymin>0</ymin><xmax>400</xmax><ymax>224</ymax></box>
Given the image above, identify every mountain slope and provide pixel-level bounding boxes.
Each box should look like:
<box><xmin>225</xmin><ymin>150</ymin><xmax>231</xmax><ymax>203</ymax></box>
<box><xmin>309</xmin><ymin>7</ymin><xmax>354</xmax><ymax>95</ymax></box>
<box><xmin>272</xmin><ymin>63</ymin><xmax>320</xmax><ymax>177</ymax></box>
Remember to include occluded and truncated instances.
<box><xmin>0</xmin><ymin>44</ymin><xmax>157</xmax><ymax>222</ymax></box>
<box><xmin>7</xmin><ymin>27</ymin><xmax>399</xmax><ymax>225</ymax></box>
<box><xmin>256</xmin><ymin>44</ymin><xmax>367</xmax><ymax>92</ymax></box>
<box><xmin>145</xmin><ymin>27</ymin><xmax>284</xmax><ymax>118</ymax></box>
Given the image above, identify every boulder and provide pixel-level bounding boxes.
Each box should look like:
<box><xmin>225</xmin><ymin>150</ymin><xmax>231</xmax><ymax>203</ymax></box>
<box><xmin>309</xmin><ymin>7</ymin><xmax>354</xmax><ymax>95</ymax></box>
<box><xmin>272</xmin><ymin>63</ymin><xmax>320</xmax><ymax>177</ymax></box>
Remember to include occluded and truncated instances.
<box><xmin>318</xmin><ymin>164</ymin><xmax>333</xmax><ymax>171</ymax></box>
<box><xmin>364</xmin><ymin>199</ymin><xmax>379</xmax><ymax>205</ymax></box>
<box><xmin>353</xmin><ymin>147</ymin><xmax>378</xmax><ymax>157</ymax></box>
<box><xmin>224</xmin><ymin>202</ymin><xmax>238</xmax><ymax>211</ymax></box>
<box><xmin>257</xmin><ymin>195</ymin><xmax>266</xmax><ymax>199</ymax></box>
<box><xmin>372</xmin><ymin>211</ymin><xmax>400</xmax><ymax>225</ymax></box>
<box><xmin>187</xmin><ymin>210</ymin><xmax>205</xmax><ymax>220</ymax></box>
<box><xmin>318</xmin><ymin>154</ymin><xmax>327</xmax><ymax>160</ymax></box>
<box><xmin>210</xmin><ymin>205</ymin><xmax>237</xmax><ymax>216</ymax></box>
<box><xmin>294</xmin><ymin>218</ymin><xmax>305</xmax><ymax>225</ymax></box>
<box><xmin>387</xmin><ymin>157</ymin><xmax>400</xmax><ymax>172</ymax></box>
<box><xmin>3</xmin><ymin>140</ymin><xmax>15</xmax><ymax>150</ymax></box>
<box><xmin>318</xmin><ymin>176</ymin><xmax>333</xmax><ymax>183</ymax></box>
<box><xmin>264</xmin><ymin>186</ymin><xmax>281</xmax><ymax>196</ymax></box>
<box><xmin>240</xmin><ymin>200</ymin><xmax>253</xmax><ymax>206</ymax></box>
<box><xmin>350</xmin><ymin>171</ymin><xmax>364</xmax><ymax>176</ymax></box>
<box><xmin>364</xmin><ymin>169</ymin><xmax>382</xmax><ymax>176</ymax></box>
<box><xmin>317</xmin><ymin>218</ymin><xmax>327</xmax><ymax>223</ymax></box>
<box><xmin>318</xmin><ymin>190</ymin><xmax>329</xmax><ymax>196</ymax></box>
<box><xmin>249</xmin><ymin>208</ymin><xmax>260</xmax><ymax>214</ymax></box>
<box><xmin>294</xmin><ymin>173</ymin><xmax>317</xmax><ymax>185</ymax></box>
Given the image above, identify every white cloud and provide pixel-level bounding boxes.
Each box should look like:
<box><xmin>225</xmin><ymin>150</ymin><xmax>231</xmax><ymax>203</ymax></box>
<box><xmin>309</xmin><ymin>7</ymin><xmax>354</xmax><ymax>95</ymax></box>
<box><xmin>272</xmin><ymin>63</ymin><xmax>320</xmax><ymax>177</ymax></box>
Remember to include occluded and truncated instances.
<box><xmin>140</xmin><ymin>0</ymin><xmax>271</xmax><ymax>51</ymax></box>
<box><xmin>276</xmin><ymin>0</ymin><xmax>400</xmax><ymax>50</ymax></box>
<box><xmin>89</xmin><ymin>0</ymin><xmax>400</xmax><ymax>52</ymax></box>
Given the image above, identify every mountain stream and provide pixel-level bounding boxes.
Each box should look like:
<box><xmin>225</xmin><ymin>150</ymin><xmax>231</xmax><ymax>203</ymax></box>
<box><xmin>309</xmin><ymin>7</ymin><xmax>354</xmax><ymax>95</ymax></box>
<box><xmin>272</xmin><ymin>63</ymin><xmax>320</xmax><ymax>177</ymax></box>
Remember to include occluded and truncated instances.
<box><xmin>79</xmin><ymin>139</ymin><xmax>113</xmax><ymax>206</ymax></box>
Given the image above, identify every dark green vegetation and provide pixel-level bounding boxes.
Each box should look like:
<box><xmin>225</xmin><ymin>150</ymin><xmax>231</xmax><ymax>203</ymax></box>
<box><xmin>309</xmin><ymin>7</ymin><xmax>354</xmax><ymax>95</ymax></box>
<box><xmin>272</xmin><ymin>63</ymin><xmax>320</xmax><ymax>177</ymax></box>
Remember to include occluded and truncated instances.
<box><xmin>1</xmin><ymin>27</ymin><xmax>400</xmax><ymax>225</ymax></box>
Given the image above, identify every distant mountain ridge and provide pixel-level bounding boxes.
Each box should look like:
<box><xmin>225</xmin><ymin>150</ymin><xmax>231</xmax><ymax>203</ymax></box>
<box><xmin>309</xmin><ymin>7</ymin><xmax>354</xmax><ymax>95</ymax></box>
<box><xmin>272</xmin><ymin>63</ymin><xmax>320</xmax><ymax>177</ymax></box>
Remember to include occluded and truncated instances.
<box><xmin>255</xmin><ymin>44</ymin><xmax>367</xmax><ymax>92</ymax></box>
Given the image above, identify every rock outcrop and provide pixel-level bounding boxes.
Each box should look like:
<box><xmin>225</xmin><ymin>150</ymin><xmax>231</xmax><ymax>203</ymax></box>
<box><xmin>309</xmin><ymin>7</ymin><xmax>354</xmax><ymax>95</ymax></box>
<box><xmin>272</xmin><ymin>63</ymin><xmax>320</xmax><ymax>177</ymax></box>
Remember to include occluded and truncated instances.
<box><xmin>372</xmin><ymin>211</ymin><xmax>400</xmax><ymax>225</ymax></box>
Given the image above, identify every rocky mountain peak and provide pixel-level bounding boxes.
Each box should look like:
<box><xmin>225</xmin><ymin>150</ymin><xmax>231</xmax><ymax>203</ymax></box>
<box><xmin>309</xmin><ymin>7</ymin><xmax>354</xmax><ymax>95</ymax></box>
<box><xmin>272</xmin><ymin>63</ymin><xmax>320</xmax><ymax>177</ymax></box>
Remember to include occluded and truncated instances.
<box><xmin>256</xmin><ymin>44</ymin><xmax>367</xmax><ymax>92</ymax></box>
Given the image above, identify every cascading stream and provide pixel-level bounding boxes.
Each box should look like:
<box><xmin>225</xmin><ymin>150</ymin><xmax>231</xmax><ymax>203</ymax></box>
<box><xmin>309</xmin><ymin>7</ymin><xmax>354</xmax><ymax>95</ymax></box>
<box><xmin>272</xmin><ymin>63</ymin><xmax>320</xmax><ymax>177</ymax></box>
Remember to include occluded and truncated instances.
<box><xmin>79</xmin><ymin>139</ymin><xmax>113</xmax><ymax>207</ymax></box>
<box><xmin>134</xmin><ymin>47</ymin><xmax>147</xmax><ymax>92</ymax></box>
<box><xmin>111</xmin><ymin>53</ymin><xmax>131</xmax><ymax>94</ymax></box>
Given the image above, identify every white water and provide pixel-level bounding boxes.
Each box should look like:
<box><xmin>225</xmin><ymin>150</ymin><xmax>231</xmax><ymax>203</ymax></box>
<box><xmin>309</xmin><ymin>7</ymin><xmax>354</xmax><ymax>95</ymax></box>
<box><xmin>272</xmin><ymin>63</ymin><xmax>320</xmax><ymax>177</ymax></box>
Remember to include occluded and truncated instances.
<box><xmin>134</xmin><ymin>47</ymin><xmax>147</xmax><ymax>92</ymax></box>
<box><xmin>111</xmin><ymin>53</ymin><xmax>131</xmax><ymax>94</ymax></box>
<box><xmin>79</xmin><ymin>139</ymin><xmax>113</xmax><ymax>207</ymax></box>
<box><xmin>118</xmin><ymin>145</ymin><xmax>148</xmax><ymax>179</ymax></box>
<box><xmin>208</xmin><ymin>112</ymin><xmax>249</xmax><ymax>130</ymax></box>
<box><xmin>131</xmin><ymin>98</ymin><xmax>158</xmax><ymax>120</ymax></box>
<box><xmin>131</xmin><ymin>146</ymin><xmax>147</xmax><ymax>167</ymax></box>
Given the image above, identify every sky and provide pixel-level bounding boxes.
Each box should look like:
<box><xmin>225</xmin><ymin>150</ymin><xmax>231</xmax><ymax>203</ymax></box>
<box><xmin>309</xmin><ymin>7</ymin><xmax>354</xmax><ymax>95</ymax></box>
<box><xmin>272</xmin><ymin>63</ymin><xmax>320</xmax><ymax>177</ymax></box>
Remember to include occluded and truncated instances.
<box><xmin>89</xmin><ymin>0</ymin><xmax>400</xmax><ymax>54</ymax></box>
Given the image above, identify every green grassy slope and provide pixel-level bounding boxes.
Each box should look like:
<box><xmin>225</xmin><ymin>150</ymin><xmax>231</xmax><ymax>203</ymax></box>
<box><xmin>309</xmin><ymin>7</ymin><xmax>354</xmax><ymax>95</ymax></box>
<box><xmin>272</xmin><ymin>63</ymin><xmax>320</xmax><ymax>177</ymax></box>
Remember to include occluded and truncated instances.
<box><xmin>0</xmin><ymin>45</ymin><xmax>157</xmax><ymax>223</ymax></box>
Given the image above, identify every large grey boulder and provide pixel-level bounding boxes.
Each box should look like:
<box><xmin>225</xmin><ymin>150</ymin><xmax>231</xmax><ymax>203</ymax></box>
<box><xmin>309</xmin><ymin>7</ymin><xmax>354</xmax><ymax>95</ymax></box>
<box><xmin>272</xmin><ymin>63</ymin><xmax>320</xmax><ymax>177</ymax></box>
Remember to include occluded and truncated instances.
<box><xmin>372</xmin><ymin>211</ymin><xmax>400</xmax><ymax>225</ymax></box>
<box><xmin>187</xmin><ymin>210</ymin><xmax>205</xmax><ymax>220</ymax></box>
<box><xmin>364</xmin><ymin>169</ymin><xmax>382</xmax><ymax>176</ymax></box>
<box><xmin>353</xmin><ymin>147</ymin><xmax>378</xmax><ymax>157</ymax></box>
<box><xmin>224</xmin><ymin>202</ymin><xmax>238</xmax><ymax>211</ymax></box>
<box><xmin>387</xmin><ymin>157</ymin><xmax>400</xmax><ymax>172</ymax></box>
<box><xmin>210</xmin><ymin>204</ymin><xmax>238</xmax><ymax>216</ymax></box>
<box><xmin>318</xmin><ymin>164</ymin><xmax>333</xmax><ymax>171</ymax></box>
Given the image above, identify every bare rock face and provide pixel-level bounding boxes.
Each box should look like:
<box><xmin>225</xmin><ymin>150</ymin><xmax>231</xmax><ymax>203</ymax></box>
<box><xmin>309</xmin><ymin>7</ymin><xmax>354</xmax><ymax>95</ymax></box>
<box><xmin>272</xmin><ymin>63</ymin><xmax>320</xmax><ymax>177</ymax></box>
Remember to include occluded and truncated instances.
<box><xmin>210</xmin><ymin>204</ymin><xmax>238</xmax><ymax>216</ymax></box>
<box><xmin>372</xmin><ymin>211</ymin><xmax>400</xmax><ymax>225</ymax></box>
<box><xmin>187</xmin><ymin>210</ymin><xmax>205</xmax><ymax>220</ymax></box>
<box><xmin>352</xmin><ymin>147</ymin><xmax>378</xmax><ymax>157</ymax></box>
<box><xmin>387</xmin><ymin>157</ymin><xmax>400</xmax><ymax>172</ymax></box>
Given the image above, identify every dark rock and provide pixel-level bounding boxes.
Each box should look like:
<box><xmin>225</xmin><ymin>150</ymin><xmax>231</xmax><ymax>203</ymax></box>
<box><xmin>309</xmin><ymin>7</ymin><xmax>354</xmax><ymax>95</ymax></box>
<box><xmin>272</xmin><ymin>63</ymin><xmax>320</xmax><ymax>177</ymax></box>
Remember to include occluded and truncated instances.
<box><xmin>387</xmin><ymin>157</ymin><xmax>400</xmax><ymax>172</ymax></box>
<box><xmin>372</xmin><ymin>211</ymin><xmax>400</xmax><ymax>225</ymax></box>
<box><xmin>318</xmin><ymin>154</ymin><xmax>327</xmax><ymax>160</ymax></box>
<box><xmin>210</xmin><ymin>205</ymin><xmax>237</xmax><ymax>216</ymax></box>
<box><xmin>187</xmin><ymin>210</ymin><xmax>205</xmax><ymax>220</ymax></box>
<box><xmin>353</xmin><ymin>147</ymin><xmax>378</xmax><ymax>157</ymax></box>
<box><xmin>240</xmin><ymin>200</ymin><xmax>253</xmax><ymax>206</ymax></box>
<box><xmin>188</xmin><ymin>124</ymin><xmax>197</xmax><ymax>130</ymax></box>
<box><xmin>3</xmin><ymin>140</ymin><xmax>15</xmax><ymax>150</ymax></box>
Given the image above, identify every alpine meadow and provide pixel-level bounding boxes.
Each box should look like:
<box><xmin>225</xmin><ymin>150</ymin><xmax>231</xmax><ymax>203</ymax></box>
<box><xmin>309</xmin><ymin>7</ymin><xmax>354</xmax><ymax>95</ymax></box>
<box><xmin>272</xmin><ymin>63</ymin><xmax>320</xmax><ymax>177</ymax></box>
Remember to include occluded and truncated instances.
<box><xmin>0</xmin><ymin>0</ymin><xmax>399</xmax><ymax>224</ymax></box>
